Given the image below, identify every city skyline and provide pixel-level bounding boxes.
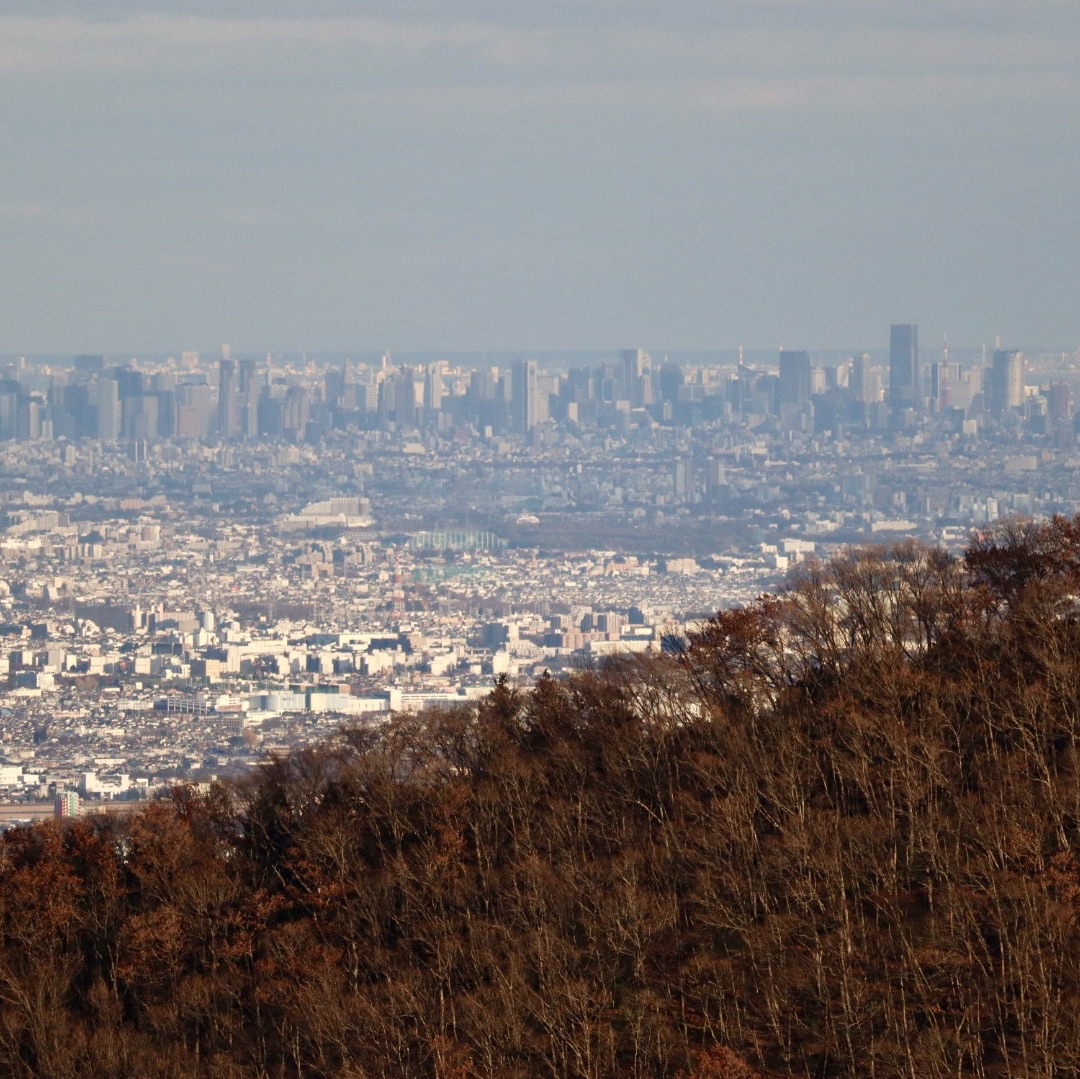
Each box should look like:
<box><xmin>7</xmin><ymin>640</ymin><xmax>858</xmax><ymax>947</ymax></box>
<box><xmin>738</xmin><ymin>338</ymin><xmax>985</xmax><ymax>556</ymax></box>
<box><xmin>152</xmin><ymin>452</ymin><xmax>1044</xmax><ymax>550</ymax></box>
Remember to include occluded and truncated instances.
<box><xmin>2</xmin><ymin>2</ymin><xmax>1079</xmax><ymax>353</ymax></box>
<box><xmin>0</xmin><ymin>334</ymin><xmax>1065</xmax><ymax>369</ymax></box>
<box><xmin>0</xmin><ymin>321</ymin><xmax>1064</xmax><ymax>446</ymax></box>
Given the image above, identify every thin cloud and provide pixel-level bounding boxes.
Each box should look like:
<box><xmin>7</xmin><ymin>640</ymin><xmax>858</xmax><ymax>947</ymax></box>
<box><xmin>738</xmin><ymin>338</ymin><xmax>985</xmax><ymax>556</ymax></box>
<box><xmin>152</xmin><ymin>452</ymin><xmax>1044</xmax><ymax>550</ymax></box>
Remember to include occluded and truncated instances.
<box><xmin>0</xmin><ymin>15</ymin><xmax>510</xmax><ymax>75</ymax></box>
<box><xmin>0</xmin><ymin>13</ymin><xmax>1076</xmax><ymax>86</ymax></box>
<box><xmin>0</xmin><ymin>201</ymin><xmax>108</xmax><ymax>226</ymax></box>
<box><xmin>318</xmin><ymin>68</ymin><xmax>1080</xmax><ymax>117</ymax></box>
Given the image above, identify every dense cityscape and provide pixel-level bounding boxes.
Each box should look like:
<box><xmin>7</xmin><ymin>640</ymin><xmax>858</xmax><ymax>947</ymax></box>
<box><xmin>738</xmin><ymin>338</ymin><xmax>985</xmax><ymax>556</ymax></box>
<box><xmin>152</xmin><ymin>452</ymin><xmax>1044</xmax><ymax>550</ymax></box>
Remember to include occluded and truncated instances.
<box><xmin>1</xmin><ymin>326</ymin><xmax>1078</xmax><ymax>819</ymax></box>
<box><xmin>5</xmin><ymin>3</ymin><xmax>1077</xmax><ymax>1072</ymax></box>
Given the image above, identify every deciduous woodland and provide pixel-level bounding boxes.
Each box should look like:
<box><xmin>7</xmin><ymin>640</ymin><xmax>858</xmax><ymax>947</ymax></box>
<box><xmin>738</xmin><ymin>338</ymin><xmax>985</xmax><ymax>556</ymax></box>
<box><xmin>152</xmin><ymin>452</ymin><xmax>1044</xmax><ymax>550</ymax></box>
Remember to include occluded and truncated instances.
<box><xmin>7</xmin><ymin>517</ymin><xmax>1080</xmax><ymax>1077</ymax></box>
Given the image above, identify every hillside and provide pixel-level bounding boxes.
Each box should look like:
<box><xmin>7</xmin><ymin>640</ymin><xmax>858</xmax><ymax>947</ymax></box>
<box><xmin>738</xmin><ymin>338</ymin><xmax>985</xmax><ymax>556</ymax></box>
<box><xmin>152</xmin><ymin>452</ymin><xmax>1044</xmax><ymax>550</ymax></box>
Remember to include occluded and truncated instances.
<box><xmin>4</xmin><ymin>517</ymin><xmax>1080</xmax><ymax>1077</ymax></box>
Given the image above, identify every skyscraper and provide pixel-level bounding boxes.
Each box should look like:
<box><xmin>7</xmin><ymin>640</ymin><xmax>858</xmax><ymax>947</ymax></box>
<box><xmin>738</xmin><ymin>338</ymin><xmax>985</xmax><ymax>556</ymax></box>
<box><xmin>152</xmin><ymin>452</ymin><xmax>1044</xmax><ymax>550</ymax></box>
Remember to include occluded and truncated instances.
<box><xmin>512</xmin><ymin>358</ymin><xmax>540</xmax><ymax>434</ymax></box>
<box><xmin>1048</xmin><ymin>381</ymin><xmax>1073</xmax><ymax>423</ymax></box>
<box><xmin>849</xmin><ymin>353</ymin><xmax>878</xmax><ymax>405</ymax></box>
<box><xmin>990</xmin><ymin>349</ymin><xmax>1024</xmax><ymax>413</ymax></box>
<box><xmin>888</xmin><ymin>324</ymin><xmax>920</xmax><ymax>416</ymax></box>
<box><xmin>424</xmin><ymin>361</ymin><xmax>446</xmax><ymax>415</ymax></box>
<box><xmin>95</xmin><ymin>375</ymin><xmax>121</xmax><ymax>441</ymax></box>
<box><xmin>218</xmin><ymin>358</ymin><xmax>239</xmax><ymax>440</ymax></box>
<box><xmin>777</xmin><ymin>349</ymin><xmax>812</xmax><ymax>410</ymax></box>
<box><xmin>618</xmin><ymin>349</ymin><xmax>653</xmax><ymax>407</ymax></box>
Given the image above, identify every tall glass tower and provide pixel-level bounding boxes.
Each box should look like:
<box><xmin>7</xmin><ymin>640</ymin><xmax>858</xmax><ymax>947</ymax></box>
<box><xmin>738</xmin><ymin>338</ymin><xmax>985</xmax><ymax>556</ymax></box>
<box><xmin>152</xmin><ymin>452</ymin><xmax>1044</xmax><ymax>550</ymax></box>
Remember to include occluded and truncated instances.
<box><xmin>778</xmin><ymin>349</ymin><xmax>812</xmax><ymax>410</ymax></box>
<box><xmin>888</xmin><ymin>324</ymin><xmax>920</xmax><ymax>416</ymax></box>
<box><xmin>512</xmin><ymin>358</ymin><xmax>539</xmax><ymax>434</ymax></box>
<box><xmin>990</xmin><ymin>349</ymin><xmax>1024</xmax><ymax>413</ymax></box>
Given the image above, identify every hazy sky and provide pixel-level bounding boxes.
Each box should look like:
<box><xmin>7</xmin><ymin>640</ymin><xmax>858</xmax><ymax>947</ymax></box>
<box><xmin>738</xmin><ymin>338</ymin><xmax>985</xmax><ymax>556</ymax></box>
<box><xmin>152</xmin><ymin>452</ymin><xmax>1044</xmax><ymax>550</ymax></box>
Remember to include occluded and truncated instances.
<box><xmin>2</xmin><ymin>1</ymin><xmax>1078</xmax><ymax>354</ymax></box>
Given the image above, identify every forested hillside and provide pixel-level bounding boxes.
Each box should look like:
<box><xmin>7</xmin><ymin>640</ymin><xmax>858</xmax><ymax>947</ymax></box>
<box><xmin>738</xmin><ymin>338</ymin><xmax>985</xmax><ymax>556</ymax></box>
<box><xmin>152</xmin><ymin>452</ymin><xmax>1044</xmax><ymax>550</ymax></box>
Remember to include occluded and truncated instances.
<box><xmin>5</xmin><ymin>517</ymin><xmax>1080</xmax><ymax>1077</ymax></box>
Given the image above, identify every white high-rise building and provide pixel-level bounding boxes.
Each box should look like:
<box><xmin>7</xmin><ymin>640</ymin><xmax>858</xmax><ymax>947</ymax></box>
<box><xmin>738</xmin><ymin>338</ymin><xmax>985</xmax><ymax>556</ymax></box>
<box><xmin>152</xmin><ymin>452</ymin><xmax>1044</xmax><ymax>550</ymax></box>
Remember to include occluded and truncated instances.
<box><xmin>513</xmin><ymin>358</ymin><xmax>540</xmax><ymax>434</ymax></box>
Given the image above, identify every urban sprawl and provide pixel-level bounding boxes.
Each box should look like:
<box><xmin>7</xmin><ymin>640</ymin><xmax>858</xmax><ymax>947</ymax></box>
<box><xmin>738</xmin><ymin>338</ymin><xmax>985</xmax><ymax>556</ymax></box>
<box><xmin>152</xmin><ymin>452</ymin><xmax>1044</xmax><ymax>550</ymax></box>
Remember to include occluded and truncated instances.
<box><xmin>0</xmin><ymin>327</ymin><xmax>1077</xmax><ymax>819</ymax></box>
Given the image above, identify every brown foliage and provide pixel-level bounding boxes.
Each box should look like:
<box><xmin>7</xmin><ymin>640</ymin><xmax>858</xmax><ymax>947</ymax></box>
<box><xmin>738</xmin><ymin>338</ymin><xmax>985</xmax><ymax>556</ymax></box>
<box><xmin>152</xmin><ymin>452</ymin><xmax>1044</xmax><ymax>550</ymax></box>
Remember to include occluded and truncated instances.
<box><xmin>4</xmin><ymin>516</ymin><xmax>1080</xmax><ymax>1075</ymax></box>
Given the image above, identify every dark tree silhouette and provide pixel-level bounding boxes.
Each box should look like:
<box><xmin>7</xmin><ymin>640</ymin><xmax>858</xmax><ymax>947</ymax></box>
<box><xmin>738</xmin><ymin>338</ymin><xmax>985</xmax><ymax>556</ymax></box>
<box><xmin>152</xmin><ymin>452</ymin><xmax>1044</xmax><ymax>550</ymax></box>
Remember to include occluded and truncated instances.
<box><xmin>5</xmin><ymin>517</ymin><xmax>1080</xmax><ymax>1075</ymax></box>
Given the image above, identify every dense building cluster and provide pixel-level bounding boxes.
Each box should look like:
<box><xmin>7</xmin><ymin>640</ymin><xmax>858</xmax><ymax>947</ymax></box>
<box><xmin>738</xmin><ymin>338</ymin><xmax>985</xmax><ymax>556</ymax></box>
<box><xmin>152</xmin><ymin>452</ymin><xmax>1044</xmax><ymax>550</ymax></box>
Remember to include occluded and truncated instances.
<box><xmin>0</xmin><ymin>333</ymin><xmax>1071</xmax><ymax>447</ymax></box>
<box><xmin>0</xmin><ymin>453</ymin><xmax>786</xmax><ymax>816</ymax></box>
<box><xmin>1</xmin><ymin>329</ymin><xmax>1079</xmax><ymax>815</ymax></box>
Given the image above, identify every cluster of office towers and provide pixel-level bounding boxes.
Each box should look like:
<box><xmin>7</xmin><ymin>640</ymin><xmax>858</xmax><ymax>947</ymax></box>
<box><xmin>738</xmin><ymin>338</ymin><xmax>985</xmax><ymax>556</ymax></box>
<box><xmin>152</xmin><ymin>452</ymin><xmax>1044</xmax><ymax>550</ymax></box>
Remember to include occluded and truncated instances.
<box><xmin>777</xmin><ymin>325</ymin><xmax>1027</xmax><ymax>430</ymax></box>
<box><xmin>0</xmin><ymin>348</ymin><xmax>655</xmax><ymax>443</ymax></box>
<box><xmin>0</xmin><ymin>351</ymin><xmax>312</xmax><ymax>443</ymax></box>
<box><xmin>0</xmin><ymin>332</ymin><xmax>1034</xmax><ymax>444</ymax></box>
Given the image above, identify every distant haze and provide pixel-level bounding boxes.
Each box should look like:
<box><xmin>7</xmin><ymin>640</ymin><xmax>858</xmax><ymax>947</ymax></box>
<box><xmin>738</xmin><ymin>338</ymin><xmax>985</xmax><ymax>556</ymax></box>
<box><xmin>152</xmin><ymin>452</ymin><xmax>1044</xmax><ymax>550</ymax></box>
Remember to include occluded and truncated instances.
<box><xmin>2</xmin><ymin>1</ymin><xmax>1079</xmax><ymax>354</ymax></box>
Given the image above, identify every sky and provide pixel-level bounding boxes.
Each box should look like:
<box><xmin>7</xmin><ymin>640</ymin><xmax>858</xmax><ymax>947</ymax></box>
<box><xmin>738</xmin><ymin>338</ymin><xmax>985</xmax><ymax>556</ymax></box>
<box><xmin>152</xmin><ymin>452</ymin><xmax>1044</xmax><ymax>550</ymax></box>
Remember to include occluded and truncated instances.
<box><xmin>1</xmin><ymin>1</ymin><xmax>1078</xmax><ymax>355</ymax></box>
